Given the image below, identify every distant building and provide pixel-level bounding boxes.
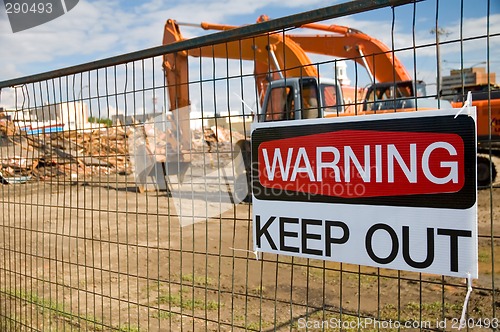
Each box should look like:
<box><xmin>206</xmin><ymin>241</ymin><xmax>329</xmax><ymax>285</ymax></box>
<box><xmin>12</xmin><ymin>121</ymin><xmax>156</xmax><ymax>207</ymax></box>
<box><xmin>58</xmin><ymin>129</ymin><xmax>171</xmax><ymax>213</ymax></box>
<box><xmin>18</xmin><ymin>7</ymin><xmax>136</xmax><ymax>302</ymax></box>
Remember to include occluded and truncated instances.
<box><xmin>31</xmin><ymin>101</ymin><xmax>90</xmax><ymax>130</ymax></box>
<box><xmin>3</xmin><ymin>101</ymin><xmax>96</xmax><ymax>132</ymax></box>
<box><xmin>441</xmin><ymin>67</ymin><xmax>496</xmax><ymax>100</ymax></box>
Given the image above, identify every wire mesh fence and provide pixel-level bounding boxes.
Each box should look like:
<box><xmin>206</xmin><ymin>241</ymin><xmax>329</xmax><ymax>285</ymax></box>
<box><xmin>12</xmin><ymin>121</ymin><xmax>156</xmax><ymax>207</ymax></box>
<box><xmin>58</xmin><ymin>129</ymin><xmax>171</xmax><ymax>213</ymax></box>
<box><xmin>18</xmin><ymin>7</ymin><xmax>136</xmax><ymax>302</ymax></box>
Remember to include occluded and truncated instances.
<box><xmin>0</xmin><ymin>0</ymin><xmax>499</xmax><ymax>330</ymax></box>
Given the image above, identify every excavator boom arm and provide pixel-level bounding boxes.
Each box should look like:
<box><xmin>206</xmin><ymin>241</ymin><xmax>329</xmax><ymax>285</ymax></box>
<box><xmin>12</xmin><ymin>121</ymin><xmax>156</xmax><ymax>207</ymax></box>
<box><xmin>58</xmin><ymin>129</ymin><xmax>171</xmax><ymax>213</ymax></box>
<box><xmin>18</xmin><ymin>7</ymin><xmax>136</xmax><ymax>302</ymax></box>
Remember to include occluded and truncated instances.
<box><xmin>288</xmin><ymin>34</ymin><xmax>411</xmax><ymax>84</ymax></box>
<box><xmin>163</xmin><ymin>19</ymin><xmax>320</xmax><ymax>112</ymax></box>
<box><xmin>196</xmin><ymin>19</ymin><xmax>412</xmax><ymax>85</ymax></box>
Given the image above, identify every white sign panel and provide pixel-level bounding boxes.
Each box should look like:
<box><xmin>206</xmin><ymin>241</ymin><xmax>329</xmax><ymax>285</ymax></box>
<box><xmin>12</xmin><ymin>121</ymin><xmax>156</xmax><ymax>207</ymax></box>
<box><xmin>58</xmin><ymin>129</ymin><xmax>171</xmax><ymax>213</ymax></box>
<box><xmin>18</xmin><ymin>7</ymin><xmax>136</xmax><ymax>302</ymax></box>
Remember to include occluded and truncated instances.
<box><xmin>252</xmin><ymin>109</ymin><xmax>477</xmax><ymax>278</ymax></box>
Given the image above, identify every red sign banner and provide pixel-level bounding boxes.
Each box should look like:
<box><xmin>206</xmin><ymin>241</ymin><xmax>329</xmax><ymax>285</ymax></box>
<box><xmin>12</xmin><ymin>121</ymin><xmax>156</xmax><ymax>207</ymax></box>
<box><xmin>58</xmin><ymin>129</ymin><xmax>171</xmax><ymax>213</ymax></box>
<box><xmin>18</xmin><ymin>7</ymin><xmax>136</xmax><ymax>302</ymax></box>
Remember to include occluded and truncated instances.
<box><xmin>258</xmin><ymin>130</ymin><xmax>465</xmax><ymax>198</ymax></box>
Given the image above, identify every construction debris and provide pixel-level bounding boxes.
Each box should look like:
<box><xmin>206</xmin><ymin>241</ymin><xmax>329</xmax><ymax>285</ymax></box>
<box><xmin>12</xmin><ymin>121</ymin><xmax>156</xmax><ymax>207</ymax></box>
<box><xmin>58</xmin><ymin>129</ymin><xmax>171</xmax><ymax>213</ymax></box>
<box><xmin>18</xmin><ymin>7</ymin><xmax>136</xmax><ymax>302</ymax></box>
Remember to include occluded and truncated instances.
<box><xmin>203</xmin><ymin>128</ymin><xmax>218</xmax><ymax>152</ymax></box>
<box><xmin>0</xmin><ymin>114</ymin><xmax>248</xmax><ymax>185</ymax></box>
<box><xmin>0</xmin><ymin>171</ymin><xmax>31</xmax><ymax>184</ymax></box>
<box><xmin>0</xmin><ymin>118</ymin><xmax>133</xmax><ymax>182</ymax></box>
<box><xmin>192</xmin><ymin>125</ymin><xmax>246</xmax><ymax>152</ymax></box>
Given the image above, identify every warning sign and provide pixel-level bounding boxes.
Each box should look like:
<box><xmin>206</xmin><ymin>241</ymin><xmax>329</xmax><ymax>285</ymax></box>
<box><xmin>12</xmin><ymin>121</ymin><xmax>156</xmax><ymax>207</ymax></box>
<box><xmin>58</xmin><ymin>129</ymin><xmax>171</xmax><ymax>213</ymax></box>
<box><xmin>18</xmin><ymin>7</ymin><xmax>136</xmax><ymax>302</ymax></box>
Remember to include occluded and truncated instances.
<box><xmin>251</xmin><ymin>109</ymin><xmax>477</xmax><ymax>278</ymax></box>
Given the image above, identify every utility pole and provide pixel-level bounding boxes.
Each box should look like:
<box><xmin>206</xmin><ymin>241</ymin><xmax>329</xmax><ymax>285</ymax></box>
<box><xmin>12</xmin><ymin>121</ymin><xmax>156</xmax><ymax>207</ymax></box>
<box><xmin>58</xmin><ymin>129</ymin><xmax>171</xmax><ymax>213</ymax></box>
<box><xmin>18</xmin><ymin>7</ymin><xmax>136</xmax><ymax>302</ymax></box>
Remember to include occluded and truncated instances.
<box><xmin>430</xmin><ymin>27</ymin><xmax>450</xmax><ymax>97</ymax></box>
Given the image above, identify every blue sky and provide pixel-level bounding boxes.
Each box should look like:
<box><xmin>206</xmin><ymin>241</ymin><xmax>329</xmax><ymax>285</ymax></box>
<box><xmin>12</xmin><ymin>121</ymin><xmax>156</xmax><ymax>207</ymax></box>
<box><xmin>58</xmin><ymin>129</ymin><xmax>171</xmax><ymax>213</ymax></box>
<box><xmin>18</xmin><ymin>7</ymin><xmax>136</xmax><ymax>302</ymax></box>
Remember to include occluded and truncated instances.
<box><xmin>0</xmin><ymin>0</ymin><xmax>499</xmax><ymax>110</ymax></box>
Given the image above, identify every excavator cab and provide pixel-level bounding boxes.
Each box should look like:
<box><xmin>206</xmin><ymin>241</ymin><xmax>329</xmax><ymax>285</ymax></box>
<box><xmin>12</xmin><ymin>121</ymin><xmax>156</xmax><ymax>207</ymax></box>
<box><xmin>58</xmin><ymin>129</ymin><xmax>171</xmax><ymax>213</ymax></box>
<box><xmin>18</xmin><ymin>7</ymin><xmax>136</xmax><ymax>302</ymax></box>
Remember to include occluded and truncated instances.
<box><xmin>363</xmin><ymin>80</ymin><xmax>427</xmax><ymax>111</ymax></box>
<box><xmin>260</xmin><ymin>77</ymin><xmax>344</xmax><ymax>122</ymax></box>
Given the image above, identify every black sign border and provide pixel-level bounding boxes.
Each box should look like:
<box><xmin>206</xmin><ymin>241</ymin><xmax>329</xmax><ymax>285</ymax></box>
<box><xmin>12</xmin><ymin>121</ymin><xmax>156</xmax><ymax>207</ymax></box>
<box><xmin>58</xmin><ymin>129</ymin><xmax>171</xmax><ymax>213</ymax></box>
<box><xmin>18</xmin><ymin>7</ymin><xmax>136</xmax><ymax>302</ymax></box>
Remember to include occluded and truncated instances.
<box><xmin>251</xmin><ymin>114</ymin><xmax>476</xmax><ymax>209</ymax></box>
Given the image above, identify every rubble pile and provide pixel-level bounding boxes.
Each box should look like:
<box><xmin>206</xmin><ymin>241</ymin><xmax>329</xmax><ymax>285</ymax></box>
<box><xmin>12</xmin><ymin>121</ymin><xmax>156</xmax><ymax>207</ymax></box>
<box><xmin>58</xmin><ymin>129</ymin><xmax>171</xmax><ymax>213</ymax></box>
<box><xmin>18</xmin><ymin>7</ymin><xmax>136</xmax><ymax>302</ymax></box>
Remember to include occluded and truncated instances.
<box><xmin>0</xmin><ymin>116</ymin><xmax>247</xmax><ymax>184</ymax></box>
<box><xmin>192</xmin><ymin>126</ymin><xmax>246</xmax><ymax>152</ymax></box>
<box><xmin>0</xmin><ymin>118</ymin><xmax>133</xmax><ymax>181</ymax></box>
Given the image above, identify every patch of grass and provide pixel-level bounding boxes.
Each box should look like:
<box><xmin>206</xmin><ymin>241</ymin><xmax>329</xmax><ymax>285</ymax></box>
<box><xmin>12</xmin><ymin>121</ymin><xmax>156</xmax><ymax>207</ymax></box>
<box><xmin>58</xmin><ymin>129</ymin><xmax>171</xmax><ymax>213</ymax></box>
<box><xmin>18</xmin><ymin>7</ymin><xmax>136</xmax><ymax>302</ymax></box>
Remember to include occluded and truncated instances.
<box><xmin>3</xmin><ymin>288</ymin><xmax>103</xmax><ymax>329</ymax></box>
<box><xmin>144</xmin><ymin>280</ymin><xmax>169</xmax><ymax>294</ymax></box>
<box><xmin>380</xmin><ymin>303</ymin><xmax>398</xmax><ymax>320</ymax></box>
<box><xmin>478</xmin><ymin>251</ymin><xmax>490</xmax><ymax>263</ymax></box>
<box><xmin>246</xmin><ymin>320</ymin><xmax>272</xmax><ymax>331</ymax></box>
<box><xmin>233</xmin><ymin>314</ymin><xmax>245</xmax><ymax>322</ymax></box>
<box><xmin>158</xmin><ymin>294</ymin><xmax>179</xmax><ymax>306</ymax></box>
<box><xmin>151</xmin><ymin>309</ymin><xmax>174</xmax><ymax>319</ymax></box>
<box><xmin>186</xmin><ymin>297</ymin><xmax>219</xmax><ymax>310</ymax></box>
<box><xmin>343</xmin><ymin>272</ymin><xmax>378</xmax><ymax>287</ymax></box>
<box><xmin>7</xmin><ymin>289</ymin><xmax>71</xmax><ymax>319</ymax></box>
<box><xmin>251</xmin><ymin>285</ymin><xmax>266</xmax><ymax>295</ymax></box>
<box><xmin>406</xmin><ymin>300</ymin><xmax>461</xmax><ymax>313</ymax></box>
<box><xmin>157</xmin><ymin>293</ymin><xmax>219</xmax><ymax>310</ymax></box>
<box><xmin>381</xmin><ymin>301</ymin><xmax>462</xmax><ymax>323</ymax></box>
<box><xmin>118</xmin><ymin>324</ymin><xmax>140</xmax><ymax>332</ymax></box>
<box><xmin>181</xmin><ymin>273</ymin><xmax>214</xmax><ymax>286</ymax></box>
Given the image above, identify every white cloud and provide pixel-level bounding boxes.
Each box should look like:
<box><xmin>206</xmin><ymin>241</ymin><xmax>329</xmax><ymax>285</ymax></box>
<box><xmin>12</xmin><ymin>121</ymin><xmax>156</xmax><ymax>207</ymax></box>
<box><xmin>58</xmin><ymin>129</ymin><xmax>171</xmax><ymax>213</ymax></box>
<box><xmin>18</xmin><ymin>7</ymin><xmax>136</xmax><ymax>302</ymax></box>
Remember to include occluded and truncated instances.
<box><xmin>0</xmin><ymin>0</ymin><xmax>338</xmax><ymax>82</ymax></box>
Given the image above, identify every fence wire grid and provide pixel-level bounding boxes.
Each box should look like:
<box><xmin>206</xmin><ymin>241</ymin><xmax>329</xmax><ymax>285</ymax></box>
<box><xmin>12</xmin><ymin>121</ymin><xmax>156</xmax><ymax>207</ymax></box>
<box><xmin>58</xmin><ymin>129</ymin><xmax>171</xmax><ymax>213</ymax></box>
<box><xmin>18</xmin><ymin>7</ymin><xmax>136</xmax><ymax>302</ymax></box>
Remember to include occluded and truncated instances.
<box><xmin>0</xmin><ymin>0</ymin><xmax>499</xmax><ymax>331</ymax></box>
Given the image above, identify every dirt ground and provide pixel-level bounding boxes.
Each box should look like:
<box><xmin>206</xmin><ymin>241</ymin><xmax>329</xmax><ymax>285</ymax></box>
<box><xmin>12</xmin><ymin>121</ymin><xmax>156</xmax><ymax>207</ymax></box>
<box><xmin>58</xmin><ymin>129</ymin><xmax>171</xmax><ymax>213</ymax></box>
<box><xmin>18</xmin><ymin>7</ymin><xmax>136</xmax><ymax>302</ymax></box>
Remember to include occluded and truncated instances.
<box><xmin>0</xmin><ymin>156</ymin><xmax>499</xmax><ymax>331</ymax></box>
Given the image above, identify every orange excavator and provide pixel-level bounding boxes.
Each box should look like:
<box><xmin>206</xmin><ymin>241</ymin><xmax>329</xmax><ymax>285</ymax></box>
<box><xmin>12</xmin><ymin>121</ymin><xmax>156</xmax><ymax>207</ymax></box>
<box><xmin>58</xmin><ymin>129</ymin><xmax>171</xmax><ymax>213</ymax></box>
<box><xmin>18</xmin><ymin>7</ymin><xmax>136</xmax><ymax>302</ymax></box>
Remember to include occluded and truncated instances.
<box><xmin>162</xmin><ymin>17</ymin><xmax>498</xmax><ymax>194</ymax></box>
<box><xmin>163</xmin><ymin>16</ymin><xmax>455</xmax><ymax>124</ymax></box>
